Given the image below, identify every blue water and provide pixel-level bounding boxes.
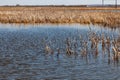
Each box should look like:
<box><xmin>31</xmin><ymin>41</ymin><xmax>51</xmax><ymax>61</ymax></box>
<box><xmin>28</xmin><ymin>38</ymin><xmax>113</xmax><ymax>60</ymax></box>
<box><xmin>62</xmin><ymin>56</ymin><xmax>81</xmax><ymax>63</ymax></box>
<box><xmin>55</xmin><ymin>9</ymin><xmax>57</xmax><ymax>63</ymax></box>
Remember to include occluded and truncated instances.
<box><xmin>0</xmin><ymin>24</ymin><xmax>120</xmax><ymax>80</ymax></box>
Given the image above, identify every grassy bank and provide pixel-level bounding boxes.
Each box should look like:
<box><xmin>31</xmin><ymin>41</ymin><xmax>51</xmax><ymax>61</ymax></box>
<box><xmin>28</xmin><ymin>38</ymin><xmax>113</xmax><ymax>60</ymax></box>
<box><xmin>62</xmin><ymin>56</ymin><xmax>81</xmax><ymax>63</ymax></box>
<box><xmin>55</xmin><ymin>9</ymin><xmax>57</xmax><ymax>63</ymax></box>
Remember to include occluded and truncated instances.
<box><xmin>0</xmin><ymin>6</ymin><xmax>120</xmax><ymax>27</ymax></box>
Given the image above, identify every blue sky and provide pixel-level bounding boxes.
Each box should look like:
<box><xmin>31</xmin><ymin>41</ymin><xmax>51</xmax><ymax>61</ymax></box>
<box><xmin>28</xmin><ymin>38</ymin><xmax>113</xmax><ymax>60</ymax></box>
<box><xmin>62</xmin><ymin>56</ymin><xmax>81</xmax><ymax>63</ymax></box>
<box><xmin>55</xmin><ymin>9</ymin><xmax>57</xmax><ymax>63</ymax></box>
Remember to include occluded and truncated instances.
<box><xmin>0</xmin><ymin>0</ymin><xmax>120</xmax><ymax>5</ymax></box>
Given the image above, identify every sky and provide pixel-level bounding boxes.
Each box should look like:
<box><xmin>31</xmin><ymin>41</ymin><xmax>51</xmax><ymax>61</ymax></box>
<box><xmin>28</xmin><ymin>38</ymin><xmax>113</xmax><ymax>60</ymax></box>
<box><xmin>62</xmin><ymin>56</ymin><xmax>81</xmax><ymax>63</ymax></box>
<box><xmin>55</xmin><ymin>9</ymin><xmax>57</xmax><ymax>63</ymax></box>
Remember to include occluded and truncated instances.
<box><xmin>0</xmin><ymin>0</ymin><xmax>120</xmax><ymax>5</ymax></box>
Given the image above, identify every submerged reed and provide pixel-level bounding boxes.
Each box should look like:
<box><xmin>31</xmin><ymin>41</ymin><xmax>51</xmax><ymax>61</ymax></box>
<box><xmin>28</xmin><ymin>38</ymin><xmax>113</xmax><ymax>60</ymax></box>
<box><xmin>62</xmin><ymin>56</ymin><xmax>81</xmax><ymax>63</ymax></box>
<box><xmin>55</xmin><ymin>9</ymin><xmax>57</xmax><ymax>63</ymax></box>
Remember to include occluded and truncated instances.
<box><xmin>43</xmin><ymin>27</ymin><xmax>120</xmax><ymax>64</ymax></box>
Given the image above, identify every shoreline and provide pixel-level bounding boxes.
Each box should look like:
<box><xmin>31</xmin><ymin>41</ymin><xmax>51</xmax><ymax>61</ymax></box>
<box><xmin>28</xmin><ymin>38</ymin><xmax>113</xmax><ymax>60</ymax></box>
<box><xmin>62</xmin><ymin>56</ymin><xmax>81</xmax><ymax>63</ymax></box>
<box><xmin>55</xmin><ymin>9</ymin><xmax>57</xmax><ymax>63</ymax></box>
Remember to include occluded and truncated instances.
<box><xmin>0</xmin><ymin>7</ymin><xmax>120</xmax><ymax>27</ymax></box>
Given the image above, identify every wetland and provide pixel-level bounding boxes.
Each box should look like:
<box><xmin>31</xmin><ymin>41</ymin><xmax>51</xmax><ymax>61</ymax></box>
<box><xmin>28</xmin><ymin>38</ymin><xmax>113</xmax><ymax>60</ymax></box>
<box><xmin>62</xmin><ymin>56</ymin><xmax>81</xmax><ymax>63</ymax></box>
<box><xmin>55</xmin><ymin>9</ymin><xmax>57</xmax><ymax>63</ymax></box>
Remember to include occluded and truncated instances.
<box><xmin>0</xmin><ymin>24</ymin><xmax>120</xmax><ymax>80</ymax></box>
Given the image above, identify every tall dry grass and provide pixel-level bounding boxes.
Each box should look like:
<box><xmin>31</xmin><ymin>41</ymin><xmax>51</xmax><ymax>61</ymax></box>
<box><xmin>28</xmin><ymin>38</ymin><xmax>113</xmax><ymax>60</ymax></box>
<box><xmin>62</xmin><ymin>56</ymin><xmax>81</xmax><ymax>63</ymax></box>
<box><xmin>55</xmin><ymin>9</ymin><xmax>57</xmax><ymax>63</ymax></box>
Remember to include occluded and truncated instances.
<box><xmin>0</xmin><ymin>7</ymin><xmax>120</xmax><ymax>27</ymax></box>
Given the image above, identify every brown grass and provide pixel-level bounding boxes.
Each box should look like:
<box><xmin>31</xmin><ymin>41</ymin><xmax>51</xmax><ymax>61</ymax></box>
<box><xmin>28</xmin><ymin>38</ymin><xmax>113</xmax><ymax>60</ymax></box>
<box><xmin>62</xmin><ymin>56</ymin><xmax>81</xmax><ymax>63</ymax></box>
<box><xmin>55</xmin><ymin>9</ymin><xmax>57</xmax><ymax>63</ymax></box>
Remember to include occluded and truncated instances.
<box><xmin>0</xmin><ymin>6</ymin><xmax>120</xmax><ymax>27</ymax></box>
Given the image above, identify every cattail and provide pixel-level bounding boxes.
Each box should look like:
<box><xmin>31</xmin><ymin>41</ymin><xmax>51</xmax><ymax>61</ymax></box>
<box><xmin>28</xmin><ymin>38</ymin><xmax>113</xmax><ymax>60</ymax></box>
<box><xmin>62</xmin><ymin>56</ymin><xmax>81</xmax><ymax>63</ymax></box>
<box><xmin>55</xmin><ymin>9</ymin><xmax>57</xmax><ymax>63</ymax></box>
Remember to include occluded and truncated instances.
<box><xmin>66</xmin><ymin>47</ymin><xmax>74</xmax><ymax>55</ymax></box>
<box><xmin>45</xmin><ymin>45</ymin><xmax>51</xmax><ymax>54</ymax></box>
<box><xmin>81</xmin><ymin>48</ymin><xmax>87</xmax><ymax>57</ymax></box>
<box><xmin>94</xmin><ymin>48</ymin><xmax>98</xmax><ymax>57</ymax></box>
<box><xmin>106</xmin><ymin>36</ymin><xmax>111</xmax><ymax>48</ymax></box>
<box><xmin>91</xmin><ymin>38</ymin><xmax>95</xmax><ymax>49</ymax></box>
<box><xmin>112</xmin><ymin>47</ymin><xmax>119</xmax><ymax>62</ymax></box>
<box><xmin>66</xmin><ymin>38</ymin><xmax>70</xmax><ymax>47</ymax></box>
<box><xmin>101</xmin><ymin>33</ymin><xmax>105</xmax><ymax>48</ymax></box>
<box><xmin>102</xmin><ymin>38</ymin><xmax>105</xmax><ymax>48</ymax></box>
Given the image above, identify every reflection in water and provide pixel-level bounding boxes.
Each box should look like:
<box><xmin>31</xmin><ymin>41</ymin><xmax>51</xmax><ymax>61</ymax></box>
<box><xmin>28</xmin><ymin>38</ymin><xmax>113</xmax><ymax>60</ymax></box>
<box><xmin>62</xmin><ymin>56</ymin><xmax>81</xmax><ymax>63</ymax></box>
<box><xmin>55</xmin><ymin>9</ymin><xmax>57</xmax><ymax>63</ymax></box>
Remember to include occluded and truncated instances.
<box><xmin>0</xmin><ymin>24</ymin><xmax>120</xmax><ymax>80</ymax></box>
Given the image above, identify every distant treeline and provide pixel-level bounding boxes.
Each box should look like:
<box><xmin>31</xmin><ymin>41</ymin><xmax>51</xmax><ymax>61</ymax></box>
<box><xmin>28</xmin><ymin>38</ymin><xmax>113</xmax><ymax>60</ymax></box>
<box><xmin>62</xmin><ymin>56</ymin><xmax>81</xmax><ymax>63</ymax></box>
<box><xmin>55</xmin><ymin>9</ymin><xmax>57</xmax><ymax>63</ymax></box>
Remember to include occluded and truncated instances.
<box><xmin>0</xmin><ymin>5</ymin><xmax>120</xmax><ymax>7</ymax></box>
<box><xmin>1</xmin><ymin>5</ymin><xmax>87</xmax><ymax>7</ymax></box>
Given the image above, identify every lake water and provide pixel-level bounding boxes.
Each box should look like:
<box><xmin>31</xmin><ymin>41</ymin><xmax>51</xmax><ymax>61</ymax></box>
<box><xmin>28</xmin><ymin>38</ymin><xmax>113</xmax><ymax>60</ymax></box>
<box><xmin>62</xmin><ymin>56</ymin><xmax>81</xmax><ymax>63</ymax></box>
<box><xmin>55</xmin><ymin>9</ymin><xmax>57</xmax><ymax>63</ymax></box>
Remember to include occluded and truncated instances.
<box><xmin>0</xmin><ymin>24</ymin><xmax>120</xmax><ymax>80</ymax></box>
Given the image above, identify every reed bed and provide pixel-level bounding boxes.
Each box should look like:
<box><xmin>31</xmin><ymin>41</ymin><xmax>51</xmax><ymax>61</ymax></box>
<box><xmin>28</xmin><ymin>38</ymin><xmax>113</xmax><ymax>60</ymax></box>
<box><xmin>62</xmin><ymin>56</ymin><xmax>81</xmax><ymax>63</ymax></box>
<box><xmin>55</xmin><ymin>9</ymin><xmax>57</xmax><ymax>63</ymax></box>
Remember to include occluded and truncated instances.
<box><xmin>0</xmin><ymin>7</ymin><xmax>120</xmax><ymax>27</ymax></box>
<box><xmin>44</xmin><ymin>28</ymin><xmax>120</xmax><ymax>64</ymax></box>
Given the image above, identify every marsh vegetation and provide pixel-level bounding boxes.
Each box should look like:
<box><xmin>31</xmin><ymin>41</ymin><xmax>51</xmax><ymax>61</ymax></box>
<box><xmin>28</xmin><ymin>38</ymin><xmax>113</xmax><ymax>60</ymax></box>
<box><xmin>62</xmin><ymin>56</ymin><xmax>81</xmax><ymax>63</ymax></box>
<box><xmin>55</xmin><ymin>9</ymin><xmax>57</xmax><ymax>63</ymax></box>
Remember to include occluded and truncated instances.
<box><xmin>0</xmin><ymin>6</ymin><xmax>120</xmax><ymax>27</ymax></box>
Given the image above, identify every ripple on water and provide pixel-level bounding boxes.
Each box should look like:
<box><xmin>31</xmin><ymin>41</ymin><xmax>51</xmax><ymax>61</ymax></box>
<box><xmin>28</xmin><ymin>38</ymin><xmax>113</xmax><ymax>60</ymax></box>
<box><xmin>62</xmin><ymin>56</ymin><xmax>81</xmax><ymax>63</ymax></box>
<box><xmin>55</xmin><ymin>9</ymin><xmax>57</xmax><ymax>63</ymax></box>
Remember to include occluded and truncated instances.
<box><xmin>0</xmin><ymin>24</ymin><xmax>120</xmax><ymax>80</ymax></box>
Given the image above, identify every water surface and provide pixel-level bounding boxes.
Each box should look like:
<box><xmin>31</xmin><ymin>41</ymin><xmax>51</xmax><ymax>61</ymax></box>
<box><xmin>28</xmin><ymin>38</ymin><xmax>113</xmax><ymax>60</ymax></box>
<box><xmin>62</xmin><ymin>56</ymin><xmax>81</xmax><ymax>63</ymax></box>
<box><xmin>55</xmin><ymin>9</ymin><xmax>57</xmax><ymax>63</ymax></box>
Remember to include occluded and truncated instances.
<box><xmin>0</xmin><ymin>24</ymin><xmax>120</xmax><ymax>80</ymax></box>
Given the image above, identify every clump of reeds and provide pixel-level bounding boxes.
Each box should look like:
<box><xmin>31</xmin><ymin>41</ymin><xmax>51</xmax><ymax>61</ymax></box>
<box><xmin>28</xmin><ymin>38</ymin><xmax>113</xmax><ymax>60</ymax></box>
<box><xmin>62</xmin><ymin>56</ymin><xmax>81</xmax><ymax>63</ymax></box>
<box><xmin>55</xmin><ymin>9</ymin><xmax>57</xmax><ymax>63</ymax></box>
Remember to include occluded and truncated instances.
<box><xmin>43</xmin><ymin>28</ymin><xmax>120</xmax><ymax>64</ymax></box>
<box><xmin>112</xmin><ymin>40</ymin><xmax>120</xmax><ymax>62</ymax></box>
